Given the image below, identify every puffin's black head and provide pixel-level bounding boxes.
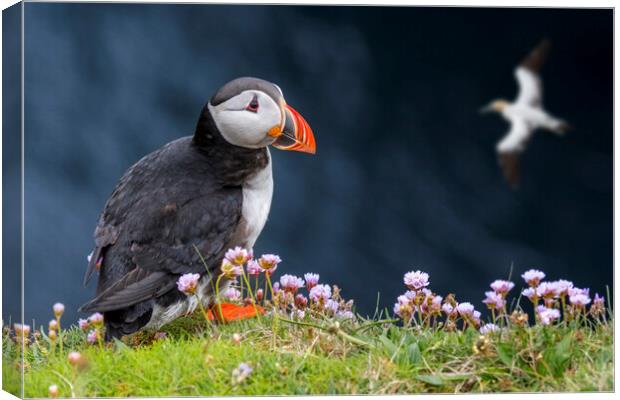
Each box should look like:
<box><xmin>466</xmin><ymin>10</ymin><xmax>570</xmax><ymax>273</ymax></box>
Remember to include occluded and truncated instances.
<box><xmin>198</xmin><ymin>77</ymin><xmax>316</xmax><ymax>154</ymax></box>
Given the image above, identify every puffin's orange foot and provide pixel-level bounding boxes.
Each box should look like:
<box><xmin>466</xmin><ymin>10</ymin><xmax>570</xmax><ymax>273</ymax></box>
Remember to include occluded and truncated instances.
<box><xmin>207</xmin><ymin>302</ymin><xmax>265</xmax><ymax>323</ymax></box>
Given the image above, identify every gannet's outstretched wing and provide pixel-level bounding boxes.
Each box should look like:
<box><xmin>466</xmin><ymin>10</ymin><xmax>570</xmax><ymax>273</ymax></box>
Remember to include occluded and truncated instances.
<box><xmin>514</xmin><ymin>39</ymin><xmax>551</xmax><ymax>107</ymax></box>
<box><xmin>496</xmin><ymin>117</ymin><xmax>533</xmax><ymax>189</ymax></box>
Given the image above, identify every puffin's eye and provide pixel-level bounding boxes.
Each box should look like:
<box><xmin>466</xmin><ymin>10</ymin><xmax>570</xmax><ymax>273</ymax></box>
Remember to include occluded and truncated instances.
<box><xmin>245</xmin><ymin>95</ymin><xmax>259</xmax><ymax>113</ymax></box>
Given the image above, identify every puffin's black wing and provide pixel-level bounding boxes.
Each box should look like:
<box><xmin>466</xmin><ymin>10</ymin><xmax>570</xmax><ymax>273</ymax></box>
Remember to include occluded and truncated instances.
<box><xmin>80</xmin><ymin>138</ymin><xmax>243</xmax><ymax>313</ymax></box>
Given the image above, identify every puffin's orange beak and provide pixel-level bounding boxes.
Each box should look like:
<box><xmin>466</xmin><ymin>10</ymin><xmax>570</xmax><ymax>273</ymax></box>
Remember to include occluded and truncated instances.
<box><xmin>272</xmin><ymin>104</ymin><xmax>316</xmax><ymax>154</ymax></box>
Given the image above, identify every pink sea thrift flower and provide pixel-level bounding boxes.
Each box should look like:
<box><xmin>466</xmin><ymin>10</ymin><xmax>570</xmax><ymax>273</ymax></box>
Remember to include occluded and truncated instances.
<box><xmin>404</xmin><ymin>290</ymin><xmax>417</xmax><ymax>300</ymax></box>
<box><xmin>78</xmin><ymin>319</ymin><xmax>90</xmax><ymax>332</ymax></box>
<box><xmin>522</xmin><ymin>269</ymin><xmax>545</xmax><ymax>287</ymax></box>
<box><xmin>86</xmin><ymin>330</ymin><xmax>99</xmax><ymax>344</ymax></box>
<box><xmin>397</xmin><ymin>294</ymin><xmax>412</xmax><ymax>307</ymax></box>
<box><xmin>456</xmin><ymin>302</ymin><xmax>475</xmax><ymax>317</ymax></box>
<box><xmin>569</xmin><ymin>293</ymin><xmax>591</xmax><ymax>307</ymax></box>
<box><xmin>337</xmin><ymin>310</ymin><xmax>355</xmax><ymax>320</ymax></box>
<box><xmin>48</xmin><ymin>320</ymin><xmax>58</xmax><ymax>331</ymax></box>
<box><xmin>568</xmin><ymin>287</ymin><xmax>589</xmax><ymax>297</ymax></box>
<box><xmin>21</xmin><ymin>324</ymin><xmax>31</xmax><ymax>337</ymax></box>
<box><xmin>591</xmin><ymin>293</ymin><xmax>605</xmax><ymax>316</ymax></box>
<box><xmin>272</xmin><ymin>282</ymin><xmax>280</xmax><ymax>294</ymax></box>
<box><xmin>237</xmin><ymin>362</ymin><xmax>253</xmax><ymax>374</ymax></box>
<box><xmin>403</xmin><ymin>270</ymin><xmax>430</xmax><ymax>290</ymax></box>
<box><xmin>53</xmin><ymin>303</ymin><xmax>65</xmax><ymax>318</ymax></box>
<box><xmin>442</xmin><ymin>303</ymin><xmax>456</xmax><ymax>317</ymax></box>
<box><xmin>472</xmin><ymin>311</ymin><xmax>481</xmax><ymax>326</ymax></box>
<box><xmin>49</xmin><ymin>385</ymin><xmax>59</xmax><ymax>398</ymax></box>
<box><xmin>225</xmin><ymin>247</ymin><xmax>252</xmax><ymax>266</ymax></box>
<box><xmin>295</xmin><ymin>294</ymin><xmax>308</xmax><ymax>309</ymax></box>
<box><xmin>536</xmin><ymin>282</ymin><xmax>559</xmax><ymax>299</ymax></box>
<box><xmin>222</xmin><ymin>287</ymin><xmax>241</xmax><ymax>301</ymax></box>
<box><xmin>231</xmin><ymin>333</ymin><xmax>242</xmax><ymax>345</ymax></box>
<box><xmin>232</xmin><ymin>362</ymin><xmax>253</xmax><ymax>384</ymax></box>
<box><xmin>480</xmin><ymin>323</ymin><xmax>499</xmax><ymax>335</ymax></box>
<box><xmin>482</xmin><ymin>291</ymin><xmax>506</xmax><ymax>310</ymax></box>
<box><xmin>89</xmin><ymin>312</ymin><xmax>104</xmax><ymax>327</ymax></box>
<box><xmin>552</xmin><ymin>279</ymin><xmax>573</xmax><ymax>296</ymax></box>
<box><xmin>309</xmin><ymin>284</ymin><xmax>331</xmax><ymax>304</ymax></box>
<box><xmin>593</xmin><ymin>293</ymin><xmax>605</xmax><ymax>307</ymax></box>
<box><xmin>67</xmin><ymin>351</ymin><xmax>82</xmax><ymax>365</ymax></box>
<box><xmin>490</xmin><ymin>280</ymin><xmax>514</xmax><ymax>295</ymax></box>
<box><xmin>419</xmin><ymin>292</ymin><xmax>437</xmax><ymax>314</ymax></box>
<box><xmin>246</xmin><ymin>259</ymin><xmax>262</xmax><ymax>275</ymax></box>
<box><xmin>13</xmin><ymin>323</ymin><xmax>30</xmax><ymax>338</ymax></box>
<box><xmin>177</xmin><ymin>273</ymin><xmax>200</xmax><ymax>295</ymax></box>
<box><xmin>258</xmin><ymin>254</ymin><xmax>282</xmax><ymax>273</ymax></box>
<box><xmin>280</xmin><ymin>274</ymin><xmax>304</xmax><ymax>293</ymax></box>
<box><xmin>325</xmin><ymin>299</ymin><xmax>340</xmax><ymax>315</ymax></box>
<box><xmin>220</xmin><ymin>259</ymin><xmax>243</xmax><ymax>278</ymax></box>
<box><xmin>536</xmin><ymin>306</ymin><xmax>561</xmax><ymax>326</ymax></box>
<box><xmin>394</xmin><ymin>302</ymin><xmax>413</xmax><ymax>319</ymax></box>
<box><xmin>256</xmin><ymin>288</ymin><xmax>264</xmax><ymax>303</ymax></box>
<box><xmin>522</xmin><ymin>287</ymin><xmax>536</xmax><ymax>301</ymax></box>
<box><xmin>304</xmin><ymin>273</ymin><xmax>320</xmax><ymax>289</ymax></box>
<box><xmin>429</xmin><ymin>295</ymin><xmax>443</xmax><ymax>314</ymax></box>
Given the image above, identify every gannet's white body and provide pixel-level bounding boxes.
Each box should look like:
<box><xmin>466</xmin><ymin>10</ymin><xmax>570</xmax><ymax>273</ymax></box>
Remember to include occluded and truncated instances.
<box><xmin>482</xmin><ymin>39</ymin><xmax>569</xmax><ymax>188</ymax></box>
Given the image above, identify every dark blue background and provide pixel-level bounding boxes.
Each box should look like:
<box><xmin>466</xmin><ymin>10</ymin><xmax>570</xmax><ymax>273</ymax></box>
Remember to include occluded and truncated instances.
<box><xmin>5</xmin><ymin>4</ymin><xmax>613</xmax><ymax>327</ymax></box>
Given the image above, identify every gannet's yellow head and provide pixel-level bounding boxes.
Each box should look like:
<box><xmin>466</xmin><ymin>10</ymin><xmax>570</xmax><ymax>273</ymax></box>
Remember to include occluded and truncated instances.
<box><xmin>480</xmin><ymin>99</ymin><xmax>509</xmax><ymax>114</ymax></box>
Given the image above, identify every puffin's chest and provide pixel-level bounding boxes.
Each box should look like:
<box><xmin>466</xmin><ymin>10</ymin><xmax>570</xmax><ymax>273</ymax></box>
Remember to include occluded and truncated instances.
<box><xmin>241</xmin><ymin>155</ymin><xmax>274</xmax><ymax>248</ymax></box>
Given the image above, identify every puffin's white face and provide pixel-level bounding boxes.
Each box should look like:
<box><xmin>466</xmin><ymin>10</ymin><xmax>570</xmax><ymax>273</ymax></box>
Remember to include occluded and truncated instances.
<box><xmin>208</xmin><ymin>90</ymin><xmax>285</xmax><ymax>149</ymax></box>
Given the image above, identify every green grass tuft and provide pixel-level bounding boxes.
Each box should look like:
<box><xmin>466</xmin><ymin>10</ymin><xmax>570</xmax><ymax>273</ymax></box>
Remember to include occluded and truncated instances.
<box><xmin>3</xmin><ymin>311</ymin><xmax>613</xmax><ymax>396</ymax></box>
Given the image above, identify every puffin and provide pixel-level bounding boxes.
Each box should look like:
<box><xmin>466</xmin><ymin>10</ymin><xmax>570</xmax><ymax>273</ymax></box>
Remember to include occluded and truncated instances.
<box><xmin>79</xmin><ymin>77</ymin><xmax>316</xmax><ymax>338</ymax></box>
<box><xmin>480</xmin><ymin>39</ymin><xmax>570</xmax><ymax>188</ymax></box>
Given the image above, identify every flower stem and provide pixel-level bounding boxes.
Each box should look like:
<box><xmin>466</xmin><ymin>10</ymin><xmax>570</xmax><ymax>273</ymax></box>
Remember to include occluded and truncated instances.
<box><xmin>265</xmin><ymin>273</ymin><xmax>275</xmax><ymax>299</ymax></box>
<box><xmin>276</xmin><ymin>317</ymin><xmax>373</xmax><ymax>348</ymax></box>
<box><xmin>195</xmin><ymin>294</ymin><xmax>212</xmax><ymax>325</ymax></box>
<box><xmin>265</xmin><ymin>273</ymin><xmax>278</xmax><ymax>348</ymax></box>
<box><xmin>276</xmin><ymin>317</ymin><xmax>323</xmax><ymax>330</ymax></box>
<box><xmin>240</xmin><ymin>269</ymin><xmax>262</xmax><ymax>322</ymax></box>
<box><xmin>415</xmin><ymin>305</ymin><xmax>423</xmax><ymax>327</ymax></box>
<box><xmin>98</xmin><ymin>334</ymin><xmax>103</xmax><ymax>351</ymax></box>
<box><xmin>193</xmin><ymin>245</ymin><xmax>218</xmax><ymax>296</ymax></box>
<box><xmin>56</xmin><ymin>318</ymin><xmax>63</xmax><ymax>353</ymax></box>
<box><xmin>353</xmin><ymin>319</ymin><xmax>400</xmax><ymax>333</ymax></box>
<box><xmin>51</xmin><ymin>370</ymin><xmax>75</xmax><ymax>398</ymax></box>
<box><xmin>214</xmin><ymin>274</ymin><xmax>225</xmax><ymax>322</ymax></box>
<box><xmin>336</xmin><ymin>330</ymin><xmax>374</xmax><ymax>348</ymax></box>
<box><xmin>560</xmin><ymin>295</ymin><xmax>567</xmax><ymax>326</ymax></box>
<box><xmin>254</xmin><ymin>275</ymin><xmax>259</xmax><ymax>299</ymax></box>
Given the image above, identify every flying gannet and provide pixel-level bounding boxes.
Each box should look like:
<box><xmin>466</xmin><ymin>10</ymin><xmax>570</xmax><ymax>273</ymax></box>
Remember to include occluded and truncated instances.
<box><xmin>480</xmin><ymin>39</ymin><xmax>570</xmax><ymax>189</ymax></box>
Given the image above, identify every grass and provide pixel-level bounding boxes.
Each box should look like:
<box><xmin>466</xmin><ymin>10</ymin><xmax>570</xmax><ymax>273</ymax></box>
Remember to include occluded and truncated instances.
<box><xmin>3</xmin><ymin>257</ymin><xmax>614</xmax><ymax>396</ymax></box>
<box><xmin>2</xmin><ymin>309</ymin><xmax>613</xmax><ymax>397</ymax></box>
